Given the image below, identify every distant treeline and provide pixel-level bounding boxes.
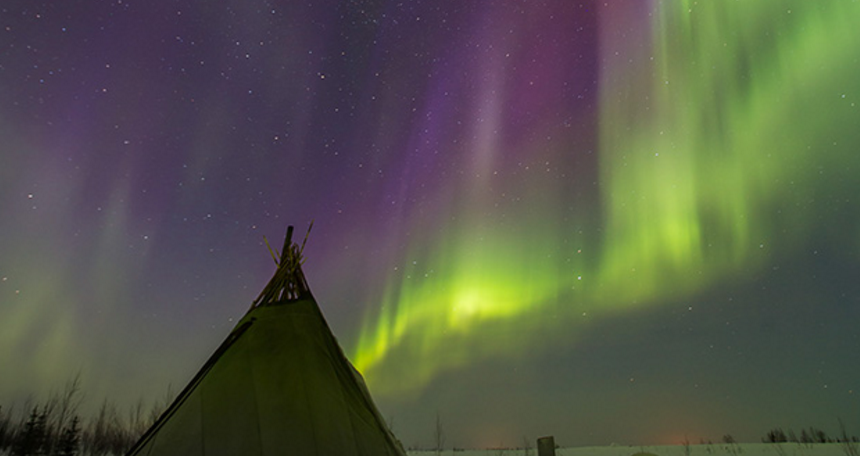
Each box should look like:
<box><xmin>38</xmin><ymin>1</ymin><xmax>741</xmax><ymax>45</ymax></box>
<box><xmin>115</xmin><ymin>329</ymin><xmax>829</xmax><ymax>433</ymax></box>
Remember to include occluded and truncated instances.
<box><xmin>763</xmin><ymin>422</ymin><xmax>860</xmax><ymax>446</ymax></box>
<box><xmin>0</xmin><ymin>376</ymin><xmax>169</xmax><ymax>456</ymax></box>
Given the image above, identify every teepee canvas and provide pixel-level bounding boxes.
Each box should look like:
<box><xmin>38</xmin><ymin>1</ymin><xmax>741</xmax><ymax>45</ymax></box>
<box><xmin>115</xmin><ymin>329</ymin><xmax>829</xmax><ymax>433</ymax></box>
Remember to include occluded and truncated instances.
<box><xmin>127</xmin><ymin>226</ymin><xmax>405</xmax><ymax>456</ymax></box>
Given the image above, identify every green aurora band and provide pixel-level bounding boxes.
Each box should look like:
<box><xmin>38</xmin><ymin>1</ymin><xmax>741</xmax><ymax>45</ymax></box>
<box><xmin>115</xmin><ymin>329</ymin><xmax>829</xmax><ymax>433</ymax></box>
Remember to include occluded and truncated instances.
<box><xmin>354</xmin><ymin>1</ymin><xmax>860</xmax><ymax>394</ymax></box>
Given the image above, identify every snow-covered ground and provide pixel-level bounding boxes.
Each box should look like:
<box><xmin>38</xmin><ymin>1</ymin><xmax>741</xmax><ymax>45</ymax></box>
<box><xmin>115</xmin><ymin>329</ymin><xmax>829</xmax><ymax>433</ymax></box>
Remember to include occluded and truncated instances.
<box><xmin>0</xmin><ymin>441</ymin><xmax>851</xmax><ymax>455</ymax></box>
<box><xmin>408</xmin><ymin>443</ymin><xmax>856</xmax><ymax>456</ymax></box>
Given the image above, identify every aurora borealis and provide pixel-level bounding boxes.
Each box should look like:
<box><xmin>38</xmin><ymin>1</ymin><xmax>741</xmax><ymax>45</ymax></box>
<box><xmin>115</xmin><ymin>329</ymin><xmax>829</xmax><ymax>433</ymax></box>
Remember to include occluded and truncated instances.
<box><xmin>1</xmin><ymin>0</ymin><xmax>859</xmax><ymax>449</ymax></box>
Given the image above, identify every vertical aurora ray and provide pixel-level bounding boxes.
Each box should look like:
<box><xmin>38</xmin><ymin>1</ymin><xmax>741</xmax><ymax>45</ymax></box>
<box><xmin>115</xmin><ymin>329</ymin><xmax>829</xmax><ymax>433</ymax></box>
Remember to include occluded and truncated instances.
<box><xmin>597</xmin><ymin>0</ymin><xmax>860</xmax><ymax>304</ymax></box>
<box><xmin>354</xmin><ymin>1</ymin><xmax>860</xmax><ymax>394</ymax></box>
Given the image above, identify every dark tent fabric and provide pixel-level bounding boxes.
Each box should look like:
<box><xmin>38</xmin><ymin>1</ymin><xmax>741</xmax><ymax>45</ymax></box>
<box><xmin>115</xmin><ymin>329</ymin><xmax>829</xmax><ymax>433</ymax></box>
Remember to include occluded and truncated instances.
<box><xmin>127</xmin><ymin>227</ymin><xmax>405</xmax><ymax>456</ymax></box>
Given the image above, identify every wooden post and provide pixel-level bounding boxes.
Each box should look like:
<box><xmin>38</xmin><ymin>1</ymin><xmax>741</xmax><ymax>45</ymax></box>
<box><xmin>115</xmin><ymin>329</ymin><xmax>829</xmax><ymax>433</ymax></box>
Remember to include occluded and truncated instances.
<box><xmin>537</xmin><ymin>436</ymin><xmax>555</xmax><ymax>456</ymax></box>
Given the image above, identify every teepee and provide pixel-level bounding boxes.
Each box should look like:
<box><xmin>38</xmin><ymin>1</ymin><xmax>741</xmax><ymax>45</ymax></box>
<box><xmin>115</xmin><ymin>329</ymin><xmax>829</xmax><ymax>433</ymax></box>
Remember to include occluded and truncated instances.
<box><xmin>126</xmin><ymin>225</ymin><xmax>405</xmax><ymax>456</ymax></box>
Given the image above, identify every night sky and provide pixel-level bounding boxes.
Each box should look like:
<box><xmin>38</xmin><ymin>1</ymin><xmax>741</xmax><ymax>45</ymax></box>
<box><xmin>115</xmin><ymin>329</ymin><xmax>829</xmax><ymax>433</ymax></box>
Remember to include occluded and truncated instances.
<box><xmin>2</xmin><ymin>0</ymin><xmax>859</xmax><ymax>449</ymax></box>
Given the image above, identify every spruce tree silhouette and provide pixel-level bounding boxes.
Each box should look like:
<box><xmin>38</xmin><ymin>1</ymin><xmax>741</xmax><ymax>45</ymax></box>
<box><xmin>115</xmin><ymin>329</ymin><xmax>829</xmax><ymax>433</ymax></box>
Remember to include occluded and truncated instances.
<box><xmin>12</xmin><ymin>407</ymin><xmax>47</xmax><ymax>456</ymax></box>
<box><xmin>57</xmin><ymin>416</ymin><xmax>81</xmax><ymax>456</ymax></box>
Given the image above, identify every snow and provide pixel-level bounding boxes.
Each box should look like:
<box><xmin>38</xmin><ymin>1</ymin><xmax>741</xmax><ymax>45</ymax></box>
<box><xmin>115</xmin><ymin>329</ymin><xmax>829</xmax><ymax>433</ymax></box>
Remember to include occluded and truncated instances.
<box><xmin>407</xmin><ymin>443</ymin><xmax>854</xmax><ymax>456</ymax></box>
